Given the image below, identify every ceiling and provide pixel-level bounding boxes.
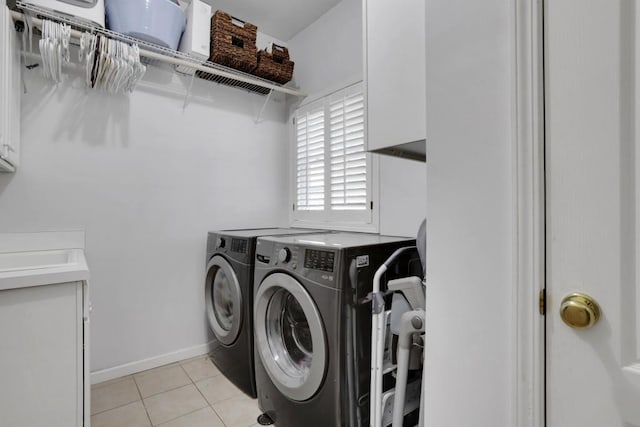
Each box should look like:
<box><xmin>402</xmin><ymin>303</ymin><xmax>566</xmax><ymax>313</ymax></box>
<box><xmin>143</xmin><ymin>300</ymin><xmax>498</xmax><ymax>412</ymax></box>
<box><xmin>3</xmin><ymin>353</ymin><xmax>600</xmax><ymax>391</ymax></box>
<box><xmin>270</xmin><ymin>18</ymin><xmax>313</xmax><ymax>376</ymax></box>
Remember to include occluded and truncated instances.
<box><xmin>201</xmin><ymin>0</ymin><xmax>343</xmax><ymax>41</ymax></box>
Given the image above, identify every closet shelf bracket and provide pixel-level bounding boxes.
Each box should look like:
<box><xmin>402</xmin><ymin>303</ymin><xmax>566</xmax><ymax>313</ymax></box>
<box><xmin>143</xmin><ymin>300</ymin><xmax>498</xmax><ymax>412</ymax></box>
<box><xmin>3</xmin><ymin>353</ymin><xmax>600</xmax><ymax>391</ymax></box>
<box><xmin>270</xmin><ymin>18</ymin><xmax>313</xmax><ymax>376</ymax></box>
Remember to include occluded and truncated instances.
<box><xmin>255</xmin><ymin>89</ymin><xmax>274</xmax><ymax>124</ymax></box>
<box><xmin>183</xmin><ymin>73</ymin><xmax>196</xmax><ymax>111</ymax></box>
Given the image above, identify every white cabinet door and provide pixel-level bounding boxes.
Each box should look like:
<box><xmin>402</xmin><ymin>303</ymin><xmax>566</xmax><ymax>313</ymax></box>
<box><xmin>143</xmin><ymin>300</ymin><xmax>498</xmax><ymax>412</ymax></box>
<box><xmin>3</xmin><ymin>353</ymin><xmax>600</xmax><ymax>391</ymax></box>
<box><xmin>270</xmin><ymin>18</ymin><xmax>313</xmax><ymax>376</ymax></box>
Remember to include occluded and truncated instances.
<box><xmin>364</xmin><ymin>0</ymin><xmax>426</xmax><ymax>158</ymax></box>
<box><xmin>0</xmin><ymin>282</ymin><xmax>85</xmax><ymax>427</ymax></box>
<box><xmin>546</xmin><ymin>0</ymin><xmax>640</xmax><ymax>425</ymax></box>
<box><xmin>0</xmin><ymin>4</ymin><xmax>21</xmax><ymax>172</ymax></box>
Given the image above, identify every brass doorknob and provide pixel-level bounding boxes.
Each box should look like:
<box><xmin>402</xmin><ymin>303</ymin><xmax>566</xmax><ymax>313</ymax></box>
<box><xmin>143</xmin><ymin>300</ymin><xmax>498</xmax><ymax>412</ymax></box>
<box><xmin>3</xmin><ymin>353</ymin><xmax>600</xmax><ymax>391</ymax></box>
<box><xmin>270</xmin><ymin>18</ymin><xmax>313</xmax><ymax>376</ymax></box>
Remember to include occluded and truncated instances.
<box><xmin>559</xmin><ymin>293</ymin><xmax>601</xmax><ymax>329</ymax></box>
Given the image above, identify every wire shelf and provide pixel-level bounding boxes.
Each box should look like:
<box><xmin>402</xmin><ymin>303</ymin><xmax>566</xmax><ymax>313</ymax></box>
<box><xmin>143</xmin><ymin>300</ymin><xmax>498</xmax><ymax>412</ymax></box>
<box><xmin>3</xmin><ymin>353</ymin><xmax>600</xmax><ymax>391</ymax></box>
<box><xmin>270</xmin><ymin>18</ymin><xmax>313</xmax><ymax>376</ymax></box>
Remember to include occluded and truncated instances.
<box><xmin>11</xmin><ymin>1</ymin><xmax>306</xmax><ymax>97</ymax></box>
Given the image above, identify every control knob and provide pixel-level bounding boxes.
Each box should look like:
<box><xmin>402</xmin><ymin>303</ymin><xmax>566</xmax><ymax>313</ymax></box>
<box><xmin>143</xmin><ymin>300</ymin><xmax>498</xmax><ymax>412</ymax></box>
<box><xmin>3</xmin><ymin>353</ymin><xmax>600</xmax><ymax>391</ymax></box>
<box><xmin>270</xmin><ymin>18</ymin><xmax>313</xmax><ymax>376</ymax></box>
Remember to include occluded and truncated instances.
<box><xmin>217</xmin><ymin>237</ymin><xmax>226</xmax><ymax>248</ymax></box>
<box><xmin>278</xmin><ymin>247</ymin><xmax>291</xmax><ymax>263</ymax></box>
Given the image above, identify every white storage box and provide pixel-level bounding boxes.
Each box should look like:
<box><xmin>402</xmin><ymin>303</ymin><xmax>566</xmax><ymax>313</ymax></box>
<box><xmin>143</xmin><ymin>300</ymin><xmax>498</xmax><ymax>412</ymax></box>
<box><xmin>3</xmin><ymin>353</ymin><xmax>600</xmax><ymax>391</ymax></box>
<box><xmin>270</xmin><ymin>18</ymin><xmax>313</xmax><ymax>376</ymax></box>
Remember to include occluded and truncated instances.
<box><xmin>22</xmin><ymin>0</ymin><xmax>105</xmax><ymax>27</ymax></box>
<box><xmin>176</xmin><ymin>0</ymin><xmax>211</xmax><ymax>75</ymax></box>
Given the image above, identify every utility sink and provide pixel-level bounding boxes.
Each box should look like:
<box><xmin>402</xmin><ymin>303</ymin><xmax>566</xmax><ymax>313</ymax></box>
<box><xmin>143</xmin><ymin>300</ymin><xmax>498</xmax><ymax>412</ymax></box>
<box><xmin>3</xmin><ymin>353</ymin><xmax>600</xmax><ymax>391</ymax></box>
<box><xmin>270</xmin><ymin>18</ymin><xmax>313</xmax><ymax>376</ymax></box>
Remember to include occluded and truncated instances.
<box><xmin>0</xmin><ymin>248</ymin><xmax>89</xmax><ymax>291</ymax></box>
<box><xmin>0</xmin><ymin>250</ymin><xmax>75</xmax><ymax>272</ymax></box>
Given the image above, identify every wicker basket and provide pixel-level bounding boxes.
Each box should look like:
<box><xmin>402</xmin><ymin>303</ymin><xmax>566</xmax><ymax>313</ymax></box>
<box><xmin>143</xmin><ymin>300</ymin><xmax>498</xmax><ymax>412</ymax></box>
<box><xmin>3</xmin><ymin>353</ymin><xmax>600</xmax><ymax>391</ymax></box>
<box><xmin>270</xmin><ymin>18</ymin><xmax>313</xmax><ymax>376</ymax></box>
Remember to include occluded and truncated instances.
<box><xmin>207</xmin><ymin>10</ymin><xmax>258</xmax><ymax>73</ymax></box>
<box><xmin>253</xmin><ymin>44</ymin><xmax>295</xmax><ymax>84</ymax></box>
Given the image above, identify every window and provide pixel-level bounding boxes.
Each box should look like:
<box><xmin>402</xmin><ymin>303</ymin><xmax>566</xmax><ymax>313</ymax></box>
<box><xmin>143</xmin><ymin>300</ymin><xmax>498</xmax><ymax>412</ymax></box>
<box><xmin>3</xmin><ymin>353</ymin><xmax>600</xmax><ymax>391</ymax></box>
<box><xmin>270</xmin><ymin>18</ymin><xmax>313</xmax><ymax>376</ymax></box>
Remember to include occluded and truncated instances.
<box><xmin>291</xmin><ymin>82</ymin><xmax>378</xmax><ymax>231</ymax></box>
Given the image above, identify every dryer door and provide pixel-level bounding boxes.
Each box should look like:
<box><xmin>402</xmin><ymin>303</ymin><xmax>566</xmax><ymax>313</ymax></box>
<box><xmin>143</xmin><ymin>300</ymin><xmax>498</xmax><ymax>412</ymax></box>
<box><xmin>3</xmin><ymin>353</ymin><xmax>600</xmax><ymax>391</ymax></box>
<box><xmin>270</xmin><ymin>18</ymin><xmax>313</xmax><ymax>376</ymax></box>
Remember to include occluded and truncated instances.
<box><xmin>254</xmin><ymin>272</ymin><xmax>327</xmax><ymax>402</ymax></box>
<box><xmin>205</xmin><ymin>255</ymin><xmax>242</xmax><ymax>346</ymax></box>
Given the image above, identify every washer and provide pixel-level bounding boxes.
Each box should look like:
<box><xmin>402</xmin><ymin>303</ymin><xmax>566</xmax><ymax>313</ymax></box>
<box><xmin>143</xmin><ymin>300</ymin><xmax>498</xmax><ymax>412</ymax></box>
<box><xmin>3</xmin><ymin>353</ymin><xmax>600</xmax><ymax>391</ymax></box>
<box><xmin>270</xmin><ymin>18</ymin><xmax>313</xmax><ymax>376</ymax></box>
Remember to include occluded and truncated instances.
<box><xmin>253</xmin><ymin>232</ymin><xmax>422</xmax><ymax>426</ymax></box>
<box><xmin>205</xmin><ymin>228</ymin><xmax>329</xmax><ymax>398</ymax></box>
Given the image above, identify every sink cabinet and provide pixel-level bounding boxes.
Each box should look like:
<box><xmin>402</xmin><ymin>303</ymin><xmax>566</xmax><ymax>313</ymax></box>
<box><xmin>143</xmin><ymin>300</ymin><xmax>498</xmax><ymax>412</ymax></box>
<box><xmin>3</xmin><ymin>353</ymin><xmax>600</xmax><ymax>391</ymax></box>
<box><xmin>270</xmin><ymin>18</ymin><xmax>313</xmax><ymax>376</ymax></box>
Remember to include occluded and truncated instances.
<box><xmin>0</xmin><ymin>3</ymin><xmax>21</xmax><ymax>172</ymax></box>
<box><xmin>0</xmin><ymin>281</ymin><xmax>89</xmax><ymax>427</ymax></box>
<box><xmin>0</xmin><ymin>240</ymin><xmax>90</xmax><ymax>427</ymax></box>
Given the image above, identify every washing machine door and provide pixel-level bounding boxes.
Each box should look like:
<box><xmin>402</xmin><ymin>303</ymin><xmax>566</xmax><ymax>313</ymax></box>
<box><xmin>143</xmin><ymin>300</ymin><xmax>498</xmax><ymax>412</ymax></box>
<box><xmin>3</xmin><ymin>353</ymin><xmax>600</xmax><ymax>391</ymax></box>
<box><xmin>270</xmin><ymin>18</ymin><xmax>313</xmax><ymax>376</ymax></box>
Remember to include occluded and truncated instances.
<box><xmin>205</xmin><ymin>255</ymin><xmax>242</xmax><ymax>346</ymax></box>
<box><xmin>254</xmin><ymin>272</ymin><xmax>327</xmax><ymax>402</ymax></box>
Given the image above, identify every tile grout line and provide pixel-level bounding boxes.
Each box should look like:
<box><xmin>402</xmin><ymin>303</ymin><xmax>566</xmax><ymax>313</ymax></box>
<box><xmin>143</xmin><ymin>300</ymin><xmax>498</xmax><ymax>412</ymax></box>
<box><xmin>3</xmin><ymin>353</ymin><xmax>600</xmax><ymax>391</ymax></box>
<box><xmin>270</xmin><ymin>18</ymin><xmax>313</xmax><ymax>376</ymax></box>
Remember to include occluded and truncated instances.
<box><xmin>154</xmin><ymin>406</ymin><xmax>211</xmax><ymax>427</ymax></box>
<box><xmin>133</xmin><ymin>363</ymin><xmax>194</xmax><ymax>399</ymax></box>
<box><xmin>189</xmin><ymin>365</ymin><xmax>230</xmax><ymax>426</ymax></box>
<box><xmin>92</xmin><ymin>357</ymin><xmax>250</xmax><ymax>426</ymax></box>
<box><xmin>90</xmin><ymin>400</ymin><xmax>142</xmax><ymax>417</ymax></box>
<box><xmin>151</xmin><ymin>363</ymin><xmax>217</xmax><ymax>427</ymax></box>
<box><xmin>132</xmin><ymin>372</ymin><xmax>154</xmax><ymax>426</ymax></box>
<box><xmin>188</xmin><ymin>358</ymin><xmax>237</xmax><ymax>427</ymax></box>
<box><xmin>90</xmin><ymin>377</ymin><xmax>143</xmax><ymax>417</ymax></box>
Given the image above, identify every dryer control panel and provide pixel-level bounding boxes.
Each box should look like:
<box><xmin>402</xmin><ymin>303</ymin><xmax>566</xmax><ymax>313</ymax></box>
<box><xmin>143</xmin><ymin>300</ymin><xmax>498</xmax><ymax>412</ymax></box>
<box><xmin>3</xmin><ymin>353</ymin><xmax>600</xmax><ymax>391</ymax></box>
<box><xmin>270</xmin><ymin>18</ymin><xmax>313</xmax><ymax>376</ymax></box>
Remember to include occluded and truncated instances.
<box><xmin>206</xmin><ymin>233</ymin><xmax>253</xmax><ymax>264</ymax></box>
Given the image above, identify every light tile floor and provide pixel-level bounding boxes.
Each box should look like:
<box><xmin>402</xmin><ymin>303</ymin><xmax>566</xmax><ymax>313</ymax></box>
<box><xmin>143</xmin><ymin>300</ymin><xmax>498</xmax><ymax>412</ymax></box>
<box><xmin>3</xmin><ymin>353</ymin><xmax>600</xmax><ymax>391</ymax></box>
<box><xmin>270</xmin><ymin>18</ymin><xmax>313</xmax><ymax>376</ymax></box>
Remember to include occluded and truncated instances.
<box><xmin>91</xmin><ymin>355</ymin><xmax>266</xmax><ymax>427</ymax></box>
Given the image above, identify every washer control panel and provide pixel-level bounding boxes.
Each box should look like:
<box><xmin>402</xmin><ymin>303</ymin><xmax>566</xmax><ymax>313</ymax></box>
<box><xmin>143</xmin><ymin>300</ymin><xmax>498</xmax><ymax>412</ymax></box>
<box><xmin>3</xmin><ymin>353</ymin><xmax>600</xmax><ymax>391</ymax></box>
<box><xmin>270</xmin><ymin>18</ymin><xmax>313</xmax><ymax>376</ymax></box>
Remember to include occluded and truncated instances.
<box><xmin>255</xmin><ymin>240</ymin><xmax>340</xmax><ymax>288</ymax></box>
<box><xmin>304</xmin><ymin>249</ymin><xmax>335</xmax><ymax>272</ymax></box>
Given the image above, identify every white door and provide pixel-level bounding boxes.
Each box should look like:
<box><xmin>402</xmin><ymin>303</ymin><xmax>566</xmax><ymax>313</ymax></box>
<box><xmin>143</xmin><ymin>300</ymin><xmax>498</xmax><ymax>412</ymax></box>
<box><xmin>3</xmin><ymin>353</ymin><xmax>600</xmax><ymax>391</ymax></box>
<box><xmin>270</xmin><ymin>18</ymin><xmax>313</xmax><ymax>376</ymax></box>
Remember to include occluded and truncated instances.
<box><xmin>546</xmin><ymin>0</ymin><xmax>640</xmax><ymax>425</ymax></box>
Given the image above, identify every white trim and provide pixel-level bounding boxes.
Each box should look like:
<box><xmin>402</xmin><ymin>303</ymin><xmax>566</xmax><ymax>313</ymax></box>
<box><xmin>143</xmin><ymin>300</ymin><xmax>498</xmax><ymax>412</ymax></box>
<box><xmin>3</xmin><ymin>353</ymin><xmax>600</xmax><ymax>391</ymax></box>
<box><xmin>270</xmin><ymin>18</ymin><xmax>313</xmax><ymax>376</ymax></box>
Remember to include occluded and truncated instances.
<box><xmin>90</xmin><ymin>341</ymin><xmax>214</xmax><ymax>384</ymax></box>
<box><xmin>294</xmin><ymin>76</ymin><xmax>363</xmax><ymax>110</ymax></box>
<box><xmin>513</xmin><ymin>0</ymin><xmax>545</xmax><ymax>426</ymax></box>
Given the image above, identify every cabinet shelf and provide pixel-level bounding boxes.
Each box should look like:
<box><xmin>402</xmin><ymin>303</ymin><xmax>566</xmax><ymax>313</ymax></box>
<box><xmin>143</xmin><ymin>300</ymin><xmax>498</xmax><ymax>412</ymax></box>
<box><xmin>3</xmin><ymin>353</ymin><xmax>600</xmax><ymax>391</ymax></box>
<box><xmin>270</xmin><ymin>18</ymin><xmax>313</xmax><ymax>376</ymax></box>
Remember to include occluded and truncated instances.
<box><xmin>10</xmin><ymin>1</ymin><xmax>306</xmax><ymax>98</ymax></box>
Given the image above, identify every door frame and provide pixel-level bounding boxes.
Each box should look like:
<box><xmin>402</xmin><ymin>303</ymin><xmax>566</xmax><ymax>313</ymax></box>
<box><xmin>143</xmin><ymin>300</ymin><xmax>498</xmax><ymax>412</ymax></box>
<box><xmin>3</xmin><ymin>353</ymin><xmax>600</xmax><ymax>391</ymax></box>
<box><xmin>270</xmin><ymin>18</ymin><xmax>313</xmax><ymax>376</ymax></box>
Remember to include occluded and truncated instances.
<box><xmin>513</xmin><ymin>0</ymin><xmax>545</xmax><ymax>426</ymax></box>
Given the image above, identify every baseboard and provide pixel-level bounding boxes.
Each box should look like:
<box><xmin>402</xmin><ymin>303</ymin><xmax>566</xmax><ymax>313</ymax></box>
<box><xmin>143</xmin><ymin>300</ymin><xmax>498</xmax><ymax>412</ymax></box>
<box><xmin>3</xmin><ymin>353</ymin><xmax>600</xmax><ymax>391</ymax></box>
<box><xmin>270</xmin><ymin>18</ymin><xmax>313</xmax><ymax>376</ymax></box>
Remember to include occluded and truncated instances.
<box><xmin>90</xmin><ymin>342</ymin><xmax>214</xmax><ymax>385</ymax></box>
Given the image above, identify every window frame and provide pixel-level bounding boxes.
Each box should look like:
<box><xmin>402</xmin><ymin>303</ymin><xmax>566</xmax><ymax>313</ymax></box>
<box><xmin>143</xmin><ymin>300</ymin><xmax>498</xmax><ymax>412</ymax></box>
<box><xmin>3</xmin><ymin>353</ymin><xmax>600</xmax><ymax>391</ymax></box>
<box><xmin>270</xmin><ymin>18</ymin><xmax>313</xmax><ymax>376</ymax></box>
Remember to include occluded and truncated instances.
<box><xmin>289</xmin><ymin>81</ymin><xmax>379</xmax><ymax>233</ymax></box>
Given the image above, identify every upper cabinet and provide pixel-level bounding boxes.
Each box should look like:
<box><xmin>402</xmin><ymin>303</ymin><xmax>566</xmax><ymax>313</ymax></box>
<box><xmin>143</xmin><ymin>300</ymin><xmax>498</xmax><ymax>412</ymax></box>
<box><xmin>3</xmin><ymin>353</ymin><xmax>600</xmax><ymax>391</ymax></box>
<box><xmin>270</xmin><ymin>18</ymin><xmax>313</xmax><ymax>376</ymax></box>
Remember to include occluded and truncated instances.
<box><xmin>0</xmin><ymin>4</ymin><xmax>21</xmax><ymax>172</ymax></box>
<box><xmin>364</xmin><ymin>0</ymin><xmax>426</xmax><ymax>161</ymax></box>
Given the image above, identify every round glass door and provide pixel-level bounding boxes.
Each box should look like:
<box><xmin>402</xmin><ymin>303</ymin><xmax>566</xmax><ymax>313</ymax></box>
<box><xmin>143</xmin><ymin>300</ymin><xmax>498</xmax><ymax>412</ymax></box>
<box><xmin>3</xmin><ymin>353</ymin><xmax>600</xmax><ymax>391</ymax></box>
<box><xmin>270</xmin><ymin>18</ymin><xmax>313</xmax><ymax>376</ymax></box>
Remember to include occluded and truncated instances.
<box><xmin>254</xmin><ymin>273</ymin><xmax>327</xmax><ymax>402</ymax></box>
<box><xmin>205</xmin><ymin>256</ymin><xmax>242</xmax><ymax>345</ymax></box>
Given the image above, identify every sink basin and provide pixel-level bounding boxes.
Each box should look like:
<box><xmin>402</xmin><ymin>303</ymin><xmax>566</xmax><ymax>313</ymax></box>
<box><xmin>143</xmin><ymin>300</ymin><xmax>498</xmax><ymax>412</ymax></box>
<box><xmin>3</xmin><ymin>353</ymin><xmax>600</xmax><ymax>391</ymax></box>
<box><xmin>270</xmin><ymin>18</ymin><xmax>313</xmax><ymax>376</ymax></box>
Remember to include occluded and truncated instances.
<box><xmin>0</xmin><ymin>250</ymin><xmax>75</xmax><ymax>272</ymax></box>
<box><xmin>0</xmin><ymin>249</ymin><xmax>89</xmax><ymax>291</ymax></box>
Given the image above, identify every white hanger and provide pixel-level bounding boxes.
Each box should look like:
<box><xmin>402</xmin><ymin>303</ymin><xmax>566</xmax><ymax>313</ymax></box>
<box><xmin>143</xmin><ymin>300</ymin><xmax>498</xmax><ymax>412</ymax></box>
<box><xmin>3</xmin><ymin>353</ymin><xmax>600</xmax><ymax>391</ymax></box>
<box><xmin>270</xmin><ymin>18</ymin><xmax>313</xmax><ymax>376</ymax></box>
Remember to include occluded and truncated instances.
<box><xmin>62</xmin><ymin>23</ymin><xmax>70</xmax><ymax>64</ymax></box>
<box><xmin>39</xmin><ymin>20</ymin><xmax>47</xmax><ymax>80</ymax></box>
<box><xmin>128</xmin><ymin>44</ymin><xmax>146</xmax><ymax>93</ymax></box>
<box><xmin>49</xmin><ymin>21</ymin><xmax>58</xmax><ymax>82</ymax></box>
<box><xmin>102</xmin><ymin>38</ymin><xmax>112</xmax><ymax>91</ymax></box>
<box><xmin>112</xmin><ymin>41</ymin><xmax>125</xmax><ymax>93</ymax></box>
<box><xmin>96</xmin><ymin>36</ymin><xmax>106</xmax><ymax>89</ymax></box>
<box><xmin>56</xmin><ymin>23</ymin><xmax>62</xmax><ymax>82</ymax></box>
<box><xmin>119</xmin><ymin>42</ymin><xmax>131</xmax><ymax>93</ymax></box>
<box><xmin>107</xmin><ymin>39</ymin><xmax>118</xmax><ymax>93</ymax></box>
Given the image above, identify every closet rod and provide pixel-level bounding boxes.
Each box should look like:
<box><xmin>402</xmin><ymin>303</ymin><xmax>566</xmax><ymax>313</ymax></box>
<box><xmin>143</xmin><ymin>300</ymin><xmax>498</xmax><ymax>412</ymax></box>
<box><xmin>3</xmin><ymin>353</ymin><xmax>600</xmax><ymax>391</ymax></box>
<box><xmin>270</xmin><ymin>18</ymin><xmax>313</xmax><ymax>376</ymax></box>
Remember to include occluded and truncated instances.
<box><xmin>9</xmin><ymin>9</ymin><xmax>306</xmax><ymax>97</ymax></box>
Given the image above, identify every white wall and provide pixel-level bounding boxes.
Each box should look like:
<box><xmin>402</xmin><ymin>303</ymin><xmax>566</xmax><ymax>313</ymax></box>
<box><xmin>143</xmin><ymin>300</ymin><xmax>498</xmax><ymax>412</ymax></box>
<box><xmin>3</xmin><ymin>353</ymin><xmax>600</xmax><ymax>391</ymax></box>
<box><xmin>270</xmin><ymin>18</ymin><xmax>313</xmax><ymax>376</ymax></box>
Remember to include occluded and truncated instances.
<box><xmin>424</xmin><ymin>0</ymin><xmax>515</xmax><ymax>425</ymax></box>
<box><xmin>288</xmin><ymin>0</ymin><xmax>426</xmax><ymax>238</ymax></box>
<box><xmin>0</xmin><ymin>65</ymin><xmax>289</xmax><ymax>372</ymax></box>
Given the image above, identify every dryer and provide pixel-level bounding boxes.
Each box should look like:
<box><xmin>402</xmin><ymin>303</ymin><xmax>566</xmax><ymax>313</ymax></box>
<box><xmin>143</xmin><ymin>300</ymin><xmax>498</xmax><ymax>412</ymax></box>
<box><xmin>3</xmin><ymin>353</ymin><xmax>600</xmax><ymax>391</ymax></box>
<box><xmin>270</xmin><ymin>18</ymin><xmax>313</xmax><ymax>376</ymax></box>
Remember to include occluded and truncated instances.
<box><xmin>204</xmin><ymin>228</ymin><xmax>329</xmax><ymax>398</ymax></box>
<box><xmin>253</xmin><ymin>232</ymin><xmax>422</xmax><ymax>427</ymax></box>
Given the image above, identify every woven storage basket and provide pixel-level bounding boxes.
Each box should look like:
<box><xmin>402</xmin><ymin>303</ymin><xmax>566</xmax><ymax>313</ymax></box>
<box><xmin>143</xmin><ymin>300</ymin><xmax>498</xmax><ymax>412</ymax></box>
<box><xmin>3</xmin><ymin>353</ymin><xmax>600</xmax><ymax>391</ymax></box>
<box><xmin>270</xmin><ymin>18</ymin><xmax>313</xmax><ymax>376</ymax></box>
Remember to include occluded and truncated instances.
<box><xmin>254</xmin><ymin>44</ymin><xmax>295</xmax><ymax>84</ymax></box>
<box><xmin>207</xmin><ymin>10</ymin><xmax>257</xmax><ymax>73</ymax></box>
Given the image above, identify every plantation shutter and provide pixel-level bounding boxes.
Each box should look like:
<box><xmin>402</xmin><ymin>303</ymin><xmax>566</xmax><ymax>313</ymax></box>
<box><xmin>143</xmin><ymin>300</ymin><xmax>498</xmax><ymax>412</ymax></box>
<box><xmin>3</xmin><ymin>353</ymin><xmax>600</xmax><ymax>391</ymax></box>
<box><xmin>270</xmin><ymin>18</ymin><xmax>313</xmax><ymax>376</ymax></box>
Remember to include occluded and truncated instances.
<box><xmin>329</xmin><ymin>90</ymin><xmax>367</xmax><ymax>211</ymax></box>
<box><xmin>296</xmin><ymin>103</ymin><xmax>325</xmax><ymax>211</ymax></box>
<box><xmin>292</xmin><ymin>82</ymin><xmax>374</xmax><ymax>229</ymax></box>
